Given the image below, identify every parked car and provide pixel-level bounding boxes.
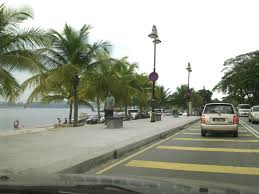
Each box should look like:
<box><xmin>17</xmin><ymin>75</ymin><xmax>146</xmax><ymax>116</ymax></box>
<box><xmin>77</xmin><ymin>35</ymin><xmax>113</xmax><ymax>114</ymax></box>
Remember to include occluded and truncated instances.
<box><xmin>135</xmin><ymin>111</ymin><xmax>150</xmax><ymax>119</ymax></box>
<box><xmin>127</xmin><ymin>109</ymin><xmax>140</xmax><ymax>120</ymax></box>
<box><xmin>182</xmin><ymin>112</ymin><xmax>187</xmax><ymax>116</ymax></box>
<box><xmin>248</xmin><ymin>106</ymin><xmax>259</xmax><ymax>123</ymax></box>
<box><xmin>238</xmin><ymin>104</ymin><xmax>250</xmax><ymax>117</ymax></box>
<box><xmin>114</xmin><ymin>111</ymin><xmax>132</xmax><ymax>121</ymax></box>
<box><xmin>201</xmin><ymin>103</ymin><xmax>239</xmax><ymax>137</ymax></box>
<box><xmin>86</xmin><ymin>115</ymin><xmax>105</xmax><ymax>124</ymax></box>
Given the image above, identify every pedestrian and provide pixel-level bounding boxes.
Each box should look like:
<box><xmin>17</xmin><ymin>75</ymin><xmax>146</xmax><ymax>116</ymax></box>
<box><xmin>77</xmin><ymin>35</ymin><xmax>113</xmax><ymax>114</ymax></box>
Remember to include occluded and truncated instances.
<box><xmin>57</xmin><ymin>118</ymin><xmax>61</xmax><ymax>125</ymax></box>
<box><xmin>63</xmin><ymin>118</ymin><xmax>67</xmax><ymax>124</ymax></box>
<box><xmin>13</xmin><ymin>120</ymin><xmax>19</xmax><ymax>129</ymax></box>
<box><xmin>104</xmin><ymin>90</ymin><xmax>115</xmax><ymax>122</ymax></box>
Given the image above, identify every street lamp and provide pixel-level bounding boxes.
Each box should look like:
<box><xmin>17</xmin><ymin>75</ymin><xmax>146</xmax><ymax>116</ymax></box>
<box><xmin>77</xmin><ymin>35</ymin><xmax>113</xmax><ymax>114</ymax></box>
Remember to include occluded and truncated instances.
<box><xmin>186</xmin><ymin>62</ymin><xmax>192</xmax><ymax>116</ymax></box>
<box><xmin>148</xmin><ymin>25</ymin><xmax>161</xmax><ymax>122</ymax></box>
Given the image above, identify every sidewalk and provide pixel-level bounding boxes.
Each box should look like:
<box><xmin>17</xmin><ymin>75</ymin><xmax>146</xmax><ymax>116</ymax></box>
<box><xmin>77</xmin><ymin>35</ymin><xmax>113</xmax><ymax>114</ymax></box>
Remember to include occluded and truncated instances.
<box><xmin>0</xmin><ymin>116</ymin><xmax>199</xmax><ymax>174</ymax></box>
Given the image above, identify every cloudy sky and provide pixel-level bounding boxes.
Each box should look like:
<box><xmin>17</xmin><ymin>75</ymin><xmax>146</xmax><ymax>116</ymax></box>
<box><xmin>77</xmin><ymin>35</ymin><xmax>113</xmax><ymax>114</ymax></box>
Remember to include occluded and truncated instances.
<box><xmin>3</xmin><ymin>0</ymin><xmax>259</xmax><ymax>101</ymax></box>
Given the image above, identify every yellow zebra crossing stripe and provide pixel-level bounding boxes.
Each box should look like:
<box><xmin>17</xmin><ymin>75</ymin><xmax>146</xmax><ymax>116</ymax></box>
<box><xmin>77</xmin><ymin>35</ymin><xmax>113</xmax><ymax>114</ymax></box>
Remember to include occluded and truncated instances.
<box><xmin>188</xmin><ymin>128</ymin><xmax>247</xmax><ymax>132</ymax></box>
<box><xmin>182</xmin><ymin>132</ymin><xmax>252</xmax><ymax>137</ymax></box>
<box><xmin>173</xmin><ymin>138</ymin><xmax>259</xmax><ymax>143</ymax></box>
<box><xmin>156</xmin><ymin>145</ymin><xmax>259</xmax><ymax>153</ymax></box>
<box><xmin>126</xmin><ymin>160</ymin><xmax>259</xmax><ymax>175</ymax></box>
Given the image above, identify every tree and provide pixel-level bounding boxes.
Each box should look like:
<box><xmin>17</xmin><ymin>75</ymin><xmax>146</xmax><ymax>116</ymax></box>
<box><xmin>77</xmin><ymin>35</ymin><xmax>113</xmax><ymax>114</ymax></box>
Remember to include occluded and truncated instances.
<box><xmin>170</xmin><ymin>85</ymin><xmax>189</xmax><ymax>110</ymax></box>
<box><xmin>213</xmin><ymin>50</ymin><xmax>259</xmax><ymax>105</ymax></box>
<box><xmin>23</xmin><ymin>24</ymin><xmax>110</xmax><ymax>126</ymax></box>
<box><xmin>155</xmin><ymin>85</ymin><xmax>171</xmax><ymax>109</ymax></box>
<box><xmin>198</xmin><ymin>88</ymin><xmax>212</xmax><ymax>105</ymax></box>
<box><xmin>130</xmin><ymin>74</ymin><xmax>151</xmax><ymax>114</ymax></box>
<box><xmin>0</xmin><ymin>4</ymin><xmax>47</xmax><ymax>101</ymax></box>
<box><xmin>113</xmin><ymin>58</ymin><xmax>139</xmax><ymax>115</ymax></box>
<box><xmin>211</xmin><ymin>98</ymin><xmax>221</xmax><ymax>103</ymax></box>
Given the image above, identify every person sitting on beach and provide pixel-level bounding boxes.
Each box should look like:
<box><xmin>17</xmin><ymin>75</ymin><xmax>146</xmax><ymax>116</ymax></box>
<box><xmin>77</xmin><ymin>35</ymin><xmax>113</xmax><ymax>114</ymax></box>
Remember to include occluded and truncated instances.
<box><xmin>57</xmin><ymin>118</ymin><xmax>61</xmax><ymax>125</ymax></box>
<box><xmin>63</xmin><ymin>118</ymin><xmax>67</xmax><ymax>124</ymax></box>
<box><xmin>13</xmin><ymin>120</ymin><xmax>19</xmax><ymax>129</ymax></box>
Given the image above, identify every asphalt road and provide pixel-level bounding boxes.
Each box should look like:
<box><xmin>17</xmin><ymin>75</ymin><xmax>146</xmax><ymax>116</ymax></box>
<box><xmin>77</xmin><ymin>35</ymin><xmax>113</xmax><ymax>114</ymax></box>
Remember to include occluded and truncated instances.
<box><xmin>240</xmin><ymin>116</ymin><xmax>259</xmax><ymax>138</ymax></box>
<box><xmin>89</xmin><ymin>119</ymin><xmax>259</xmax><ymax>189</ymax></box>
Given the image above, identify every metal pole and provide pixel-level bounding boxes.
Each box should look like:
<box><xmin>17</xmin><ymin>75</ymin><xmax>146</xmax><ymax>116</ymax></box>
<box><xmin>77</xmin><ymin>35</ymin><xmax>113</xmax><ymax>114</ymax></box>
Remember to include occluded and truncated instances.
<box><xmin>151</xmin><ymin>39</ymin><xmax>156</xmax><ymax>122</ymax></box>
<box><xmin>187</xmin><ymin>70</ymin><xmax>190</xmax><ymax>116</ymax></box>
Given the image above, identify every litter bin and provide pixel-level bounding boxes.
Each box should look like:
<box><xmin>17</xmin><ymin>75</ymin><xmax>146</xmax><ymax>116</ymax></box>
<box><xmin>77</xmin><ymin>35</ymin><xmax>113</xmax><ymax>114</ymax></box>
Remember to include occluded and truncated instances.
<box><xmin>106</xmin><ymin>116</ymin><xmax>123</xmax><ymax>128</ymax></box>
<box><xmin>154</xmin><ymin>113</ymin><xmax>162</xmax><ymax>121</ymax></box>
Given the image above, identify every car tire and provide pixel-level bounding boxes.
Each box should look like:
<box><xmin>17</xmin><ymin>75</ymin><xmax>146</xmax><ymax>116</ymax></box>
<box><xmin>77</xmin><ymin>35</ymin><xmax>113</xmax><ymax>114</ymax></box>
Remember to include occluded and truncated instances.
<box><xmin>252</xmin><ymin>120</ymin><xmax>255</xmax><ymax>124</ymax></box>
<box><xmin>201</xmin><ymin>130</ymin><xmax>206</xmax><ymax>137</ymax></box>
<box><xmin>249</xmin><ymin>118</ymin><xmax>251</xmax><ymax>122</ymax></box>
<box><xmin>233</xmin><ymin>131</ymin><xmax>238</xmax><ymax>137</ymax></box>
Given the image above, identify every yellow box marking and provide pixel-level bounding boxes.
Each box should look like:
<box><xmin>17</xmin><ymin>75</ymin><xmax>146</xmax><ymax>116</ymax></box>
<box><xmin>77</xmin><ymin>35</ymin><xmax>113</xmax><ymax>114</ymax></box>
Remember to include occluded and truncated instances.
<box><xmin>157</xmin><ymin>145</ymin><xmax>259</xmax><ymax>153</ymax></box>
<box><xmin>182</xmin><ymin>132</ymin><xmax>252</xmax><ymax>137</ymax></box>
<box><xmin>188</xmin><ymin>128</ymin><xmax>247</xmax><ymax>132</ymax></box>
<box><xmin>94</xmin><ymin>123</ymin><xmax>196</xmax><ymax>175</ymax></box>
<box><xmin>126</xmin><ymin>160</ymin><xmax>259</xmax><ymax>176</ymax></box>
<box><xmin>173</xmin><ymin>138</ymin><xmax>259</xmax><ymax>143</ymax></box>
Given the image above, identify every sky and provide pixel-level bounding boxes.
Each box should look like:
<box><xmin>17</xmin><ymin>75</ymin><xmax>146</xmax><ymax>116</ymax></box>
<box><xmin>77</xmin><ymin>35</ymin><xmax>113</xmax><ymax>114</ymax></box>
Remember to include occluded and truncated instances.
<box><xmin>3</xmin><ymin>0</ymin><xmax>259</xmax><ymax>102</ymax></box>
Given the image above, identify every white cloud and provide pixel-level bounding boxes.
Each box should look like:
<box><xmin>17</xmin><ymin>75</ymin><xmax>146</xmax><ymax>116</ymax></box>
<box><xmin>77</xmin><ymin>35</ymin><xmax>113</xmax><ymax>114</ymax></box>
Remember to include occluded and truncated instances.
<box><xmin>3</xmin><ymin>0</ymin><xmax>259</xmax><ymax>101</ymax></box>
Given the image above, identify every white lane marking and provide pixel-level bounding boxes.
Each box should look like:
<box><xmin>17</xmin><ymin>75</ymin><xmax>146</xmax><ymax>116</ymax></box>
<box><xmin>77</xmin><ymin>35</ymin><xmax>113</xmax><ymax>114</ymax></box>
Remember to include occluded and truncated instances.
<box><xmin>240</xmin><ymin>120</ymin><xmax>259</xmax><ymax>135</ymax></box>
<box><xmin>240</xmin><ymin>121</ymin><xmax>259</xmax><ymax>139</ymax></box>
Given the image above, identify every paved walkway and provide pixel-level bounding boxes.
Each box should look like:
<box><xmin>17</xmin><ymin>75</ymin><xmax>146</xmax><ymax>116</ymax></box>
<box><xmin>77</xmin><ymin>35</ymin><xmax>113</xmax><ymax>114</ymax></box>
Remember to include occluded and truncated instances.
<box><xmin>0</xmin><ymin>116</ymin><xmax>198</xmax><ymax>174</ymax></box>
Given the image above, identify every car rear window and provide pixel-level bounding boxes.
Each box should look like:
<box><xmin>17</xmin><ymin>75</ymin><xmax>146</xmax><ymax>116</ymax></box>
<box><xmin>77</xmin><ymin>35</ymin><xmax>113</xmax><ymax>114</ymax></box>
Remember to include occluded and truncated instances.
<box><xmin>204</xmin><ymin>104</ymin><xmax>234</xmax><ymax>114</ymax></box>
<box><xmin>238</xmin><ymin>105</ymin><xmax>250</xmax><ymax>109</ymax></box>
<box><xmin>253</xmin><ymin>107</ymin><xmax>259</xmax><ymax>112</ymax></box>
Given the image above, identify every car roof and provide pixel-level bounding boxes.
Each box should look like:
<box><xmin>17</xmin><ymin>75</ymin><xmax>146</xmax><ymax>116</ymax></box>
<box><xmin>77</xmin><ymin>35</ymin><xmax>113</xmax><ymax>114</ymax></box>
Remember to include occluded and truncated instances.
<box><xmin>252</xmin><ymin>105</ymin><xmax>259</xmax><ymax>108</ymax></box>
<box><xmin>205</xmin><ymin>103</ymin><xmax>234</xmax><ymax>106</ymax></box>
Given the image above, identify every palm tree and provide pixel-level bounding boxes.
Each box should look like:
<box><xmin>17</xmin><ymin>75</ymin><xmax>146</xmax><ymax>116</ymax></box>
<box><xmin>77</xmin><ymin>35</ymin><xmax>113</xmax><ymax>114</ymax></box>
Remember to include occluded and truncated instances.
<box><xmin>113</xmin><ymin>58</ymin><xmax>139</xmax><ymax>115</ymax></box>
<box><xmin>0</xmin><ymin>4</ymin><xmax>48</xmax><ymax>101</ymax></box>
<box><xmin>131</xmin><ymin>74</ymin><xmax>152</xmax><ymax>115</ymax></box>
<box><xmin>155</xmin><ymin>85</ymin><xmax>171</xmax><ymax>109</ymax></box>
<box><xmin>23</xmin><ymin>24</ymin><xmax>110</xmax><ymax>126</ymax></box>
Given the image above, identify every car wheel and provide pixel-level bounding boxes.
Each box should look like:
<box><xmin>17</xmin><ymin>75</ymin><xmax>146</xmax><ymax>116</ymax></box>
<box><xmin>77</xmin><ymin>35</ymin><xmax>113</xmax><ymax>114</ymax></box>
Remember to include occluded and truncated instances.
<box><xmin>201</xmin><ymin>130</ymin><xmax>206</xmax><ymax>137</ymax></box>
<box><xmin>252</xmin><ymin>120</ymin><xmax>255</xmax><ymax>124</ymax></box>
<box><xmin>249</xmin><ymin>118</ymin><xmax>251</xmax><ymax>122</ymax></box>
<box><xmin>233</xmin><ymin>131</ymin><xmax>238</xmax><ymax>137</ymax></box>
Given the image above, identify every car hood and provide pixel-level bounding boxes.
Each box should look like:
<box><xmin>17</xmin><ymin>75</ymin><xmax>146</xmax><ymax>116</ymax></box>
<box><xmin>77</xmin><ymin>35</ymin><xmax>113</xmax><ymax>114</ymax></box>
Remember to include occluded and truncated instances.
<box><xmin>0</xmin><ymin>173</ymin><xmax>258</xmax><ymax>194</ymax></box>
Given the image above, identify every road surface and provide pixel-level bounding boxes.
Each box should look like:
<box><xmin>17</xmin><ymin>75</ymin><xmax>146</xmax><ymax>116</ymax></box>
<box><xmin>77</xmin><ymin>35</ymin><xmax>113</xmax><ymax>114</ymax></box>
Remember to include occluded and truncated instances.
<box><xmin>89</xmin><ymin>118</ymin><xmax>259</xmax><ymax>188</ymax></box>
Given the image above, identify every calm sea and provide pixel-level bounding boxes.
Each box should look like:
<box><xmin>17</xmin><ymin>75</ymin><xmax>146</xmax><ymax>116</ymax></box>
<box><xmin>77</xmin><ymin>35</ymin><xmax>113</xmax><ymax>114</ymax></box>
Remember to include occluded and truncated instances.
<box><xmin>0</xmin><ymin>107</ymin><xmax>95</xmax><ymax>130</ymax></box>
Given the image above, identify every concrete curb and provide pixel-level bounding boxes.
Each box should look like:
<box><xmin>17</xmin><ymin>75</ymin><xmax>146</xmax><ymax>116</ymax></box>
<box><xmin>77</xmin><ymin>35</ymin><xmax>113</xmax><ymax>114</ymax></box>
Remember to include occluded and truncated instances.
<box><xmin>61</xmin><ymin>119</ymin><xmax>199</xmax><ymax>174</ymax></box>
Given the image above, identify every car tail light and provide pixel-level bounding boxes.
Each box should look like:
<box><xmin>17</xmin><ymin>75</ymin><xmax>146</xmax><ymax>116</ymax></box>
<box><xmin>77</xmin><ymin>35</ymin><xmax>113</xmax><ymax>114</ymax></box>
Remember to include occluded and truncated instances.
<box><xmin>201</xmin><ymin>115</ymin><xmax>205</xmax><ymax>124</ymax></box>
<box><xmin>233</xmin><ymin>115</ymin><xmax>238</xmax><ymax>124</ymax></box>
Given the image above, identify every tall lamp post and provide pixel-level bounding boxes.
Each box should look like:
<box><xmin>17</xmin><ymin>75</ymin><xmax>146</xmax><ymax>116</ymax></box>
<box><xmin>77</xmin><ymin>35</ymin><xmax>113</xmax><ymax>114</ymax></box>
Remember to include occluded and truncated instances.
<box><xmin>148</xmin><ymin>25</ymin><xmax>161</xmax><ymax>122</ymax></box>
<box><xmin>186</xmin><ymin>62</ymin><xmax>192</xmax><ymax>116</ymax></box>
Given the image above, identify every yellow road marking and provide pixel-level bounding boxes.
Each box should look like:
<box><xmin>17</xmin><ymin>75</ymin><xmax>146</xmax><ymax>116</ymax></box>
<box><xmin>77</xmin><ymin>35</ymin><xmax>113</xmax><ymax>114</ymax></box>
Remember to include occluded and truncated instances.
<box><xmin>173</xmin><ymin>138</ymin><xmax>259</xmax><ymax>143</ymax></box>
<box><xmin>156</xmin><ymin>145</ymin><xmax>259</xmax><ymax>153</ymax></box>
<box><xmin>95</xmin><ymin>122</ymin><xmax>199</xmax><ymax>175</ymax></box>
<box><xmin>188</xmin><ymin>128</ymin><xmax>247</xmax><ymax>132</ymax></box>
<box><xmin>182</xmin><ymin>132</ymin><xmax>252</xmax><ymax>137</ymax></box>
<box><xmin>125</xmin><ymin>160</ymin><xmax>259</xmax><ymax>175</ymax></box>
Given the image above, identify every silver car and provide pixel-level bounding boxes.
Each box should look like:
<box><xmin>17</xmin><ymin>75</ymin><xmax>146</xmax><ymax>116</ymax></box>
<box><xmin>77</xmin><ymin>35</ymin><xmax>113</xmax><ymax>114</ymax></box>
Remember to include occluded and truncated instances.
<box><xmin>201</xmin><ymin>103</ymin><xmax>239</xmax><ymax>137</ymax></box>
<box><xmin>248</xmin><ymin>106</ymin><xmax>259</xmax><ymax>123</ymax></box>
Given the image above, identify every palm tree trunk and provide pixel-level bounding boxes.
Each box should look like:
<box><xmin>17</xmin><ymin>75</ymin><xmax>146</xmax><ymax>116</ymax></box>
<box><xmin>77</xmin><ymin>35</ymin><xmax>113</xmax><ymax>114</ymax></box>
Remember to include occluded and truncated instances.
<box><xmin>73</xmin><ymin>94</ymin><xmax>78</xmax><ymax>127</ymax></box>
<box><xmin>125</xmin><ymin>105</ymin><xmax>128</xmax><ymax>116</ymax></box>
<box><xmin>97</xmin><ymin>97</ymin><xmax>100</xmax><ymax>123</ymax></box>
<box><xmin>69</xmin><ymin>100</ymin><xmax>73</xmax><ymax>124</ymax></box>
<box><xmin>73</xmin><ymin>78</ymin><xmax>79</xmax><ymax>127</ymax></box>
